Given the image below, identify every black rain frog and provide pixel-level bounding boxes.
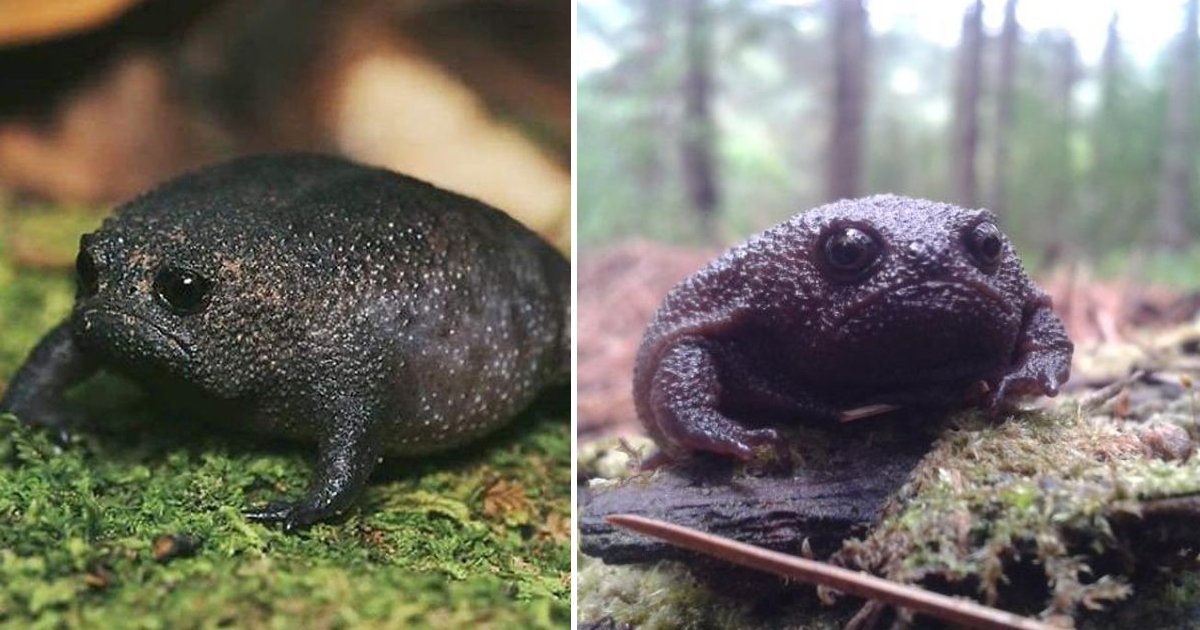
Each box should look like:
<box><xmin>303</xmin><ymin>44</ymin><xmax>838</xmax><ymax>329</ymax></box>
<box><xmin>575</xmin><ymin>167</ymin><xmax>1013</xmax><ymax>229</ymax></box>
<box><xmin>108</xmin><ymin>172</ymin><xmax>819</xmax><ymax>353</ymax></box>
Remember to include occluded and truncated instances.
<box><xmin>1</xmin><ymin>154</ymin><xmax>570</xmax><ymax>529</ymax></box>
<box><xmin>634</xmin><ymin>195</ymin><xmax>1072</xmax><ymax>460</ymax></box>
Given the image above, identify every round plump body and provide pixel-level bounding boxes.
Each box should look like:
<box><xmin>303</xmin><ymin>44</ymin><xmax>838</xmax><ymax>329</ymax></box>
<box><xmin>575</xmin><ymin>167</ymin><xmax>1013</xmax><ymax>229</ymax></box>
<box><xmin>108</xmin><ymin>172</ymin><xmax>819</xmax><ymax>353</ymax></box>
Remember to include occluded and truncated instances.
<box><xmin>2</xmin><ymin>153</ymin><xmax>569</xmax><ymax>527</ymax></box>
<box><xmin>79</xmin><ymin>154</ymin><xmax>568</xmax><ymax>452</ymax></box>
<box><xmin>633</xmin><ymin>195</ymin><xmax>1072</xmax><ymax>459</ymax></box>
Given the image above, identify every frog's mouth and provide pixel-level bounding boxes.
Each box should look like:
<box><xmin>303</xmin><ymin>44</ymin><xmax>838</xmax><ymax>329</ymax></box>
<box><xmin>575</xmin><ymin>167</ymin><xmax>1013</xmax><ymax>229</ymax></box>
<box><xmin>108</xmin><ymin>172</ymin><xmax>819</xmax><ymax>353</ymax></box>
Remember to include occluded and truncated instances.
<box><xmin>840</xmin><ymin>279</ymin><xmax>1012</xmax><ymax>323</ymax></box>
<box><xmin>826</xmin><ymin>280</ymin><xmax>1022</xmax><ymax>386</ymax></box>
<box><xmin>75</xmin><ymin>308</ymin><xmax>194</xmax><ymax>368</ymax></box>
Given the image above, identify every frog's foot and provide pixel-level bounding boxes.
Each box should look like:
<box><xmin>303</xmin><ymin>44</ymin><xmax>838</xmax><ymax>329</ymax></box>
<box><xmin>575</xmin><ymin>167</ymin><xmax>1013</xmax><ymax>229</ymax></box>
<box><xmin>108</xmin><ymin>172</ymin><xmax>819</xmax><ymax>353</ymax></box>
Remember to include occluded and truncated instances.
<box><xmin>243</xmin><ymin>499</ymin><xmax>347</xmax><ymax>532</ymax></box>
<box><xmin>661</xmin><ymin>412</ymin><xmax>785</xmax><ymax>462</ymax></box>
<box><xmin>2</xmin><ymin>403</ymin><xmax>81</xmax><ymax>446</ymax></box>
<box><xmin>242</xmin><ymin>456</ymin><xmax>370</xmax><ymax>531</ymax></box>
<box><xmin>0</xmin><ymin>320</ymin><xmax>96</xmax><ymax>447</ymax></box>
<box><xmin>649</xmin><ymin>340</ymin><xmax>790</xmax><ymax>462</ymax></box>
<box><xmin>984</xmin><ymin>367</ymin><xmax>1065</xmax><ymax>413</ymax></box>
<box><xmin>38</xmin><ymin>412</ymin><xmax>78</xmax><ymax>447</ymax></box>
<box><xmin>245</xmin><ymin>409</ymin><xmax>379</xmax><ymax>532</ymax></box>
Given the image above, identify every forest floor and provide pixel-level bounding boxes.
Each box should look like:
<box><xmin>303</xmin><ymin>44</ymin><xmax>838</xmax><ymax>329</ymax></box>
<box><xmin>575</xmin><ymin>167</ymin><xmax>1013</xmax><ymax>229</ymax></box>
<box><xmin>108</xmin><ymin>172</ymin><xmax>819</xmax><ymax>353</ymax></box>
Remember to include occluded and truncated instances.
<box><xmin>0</xmin><ymin>205</ymin><xmax>571</xmax><ymax>628</ymax></box>
<box><xmin>578</xmin><ymin>241</ymin><xmax>1200</xmax><ymax>629</ymax></box>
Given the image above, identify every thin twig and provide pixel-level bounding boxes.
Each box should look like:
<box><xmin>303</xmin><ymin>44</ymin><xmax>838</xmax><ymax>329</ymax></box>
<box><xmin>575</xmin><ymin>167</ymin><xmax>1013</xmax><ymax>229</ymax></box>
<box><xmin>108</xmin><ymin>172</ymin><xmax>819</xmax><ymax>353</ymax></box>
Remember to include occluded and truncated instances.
<box><xmin>839</xmin><ymin>403</ymin><xmax>901</xmax><ymax>423</ymax></box>
<box><xmin>1078</xmin><ymin>369</ymin><xmax>1144</xmax><ymax>412</ymax></box>
<box><xmin>605</xmin><ymin>513</ymin><xmax>1052</xmax><ymax>630</ymax></box>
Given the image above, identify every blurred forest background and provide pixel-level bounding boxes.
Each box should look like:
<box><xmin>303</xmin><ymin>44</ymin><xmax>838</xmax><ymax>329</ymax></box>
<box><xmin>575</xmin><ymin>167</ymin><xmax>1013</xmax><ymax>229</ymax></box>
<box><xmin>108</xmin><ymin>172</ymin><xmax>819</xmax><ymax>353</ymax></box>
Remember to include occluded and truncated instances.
<box><xmin>579</xmin><ymin>0</ymin><xmax>1200</xmax><ymax>278</ymax></box>
<box><xmin>577</xmin><ymin>0</ymin><xmax>1200</xmax><ymax>441</ymax></box>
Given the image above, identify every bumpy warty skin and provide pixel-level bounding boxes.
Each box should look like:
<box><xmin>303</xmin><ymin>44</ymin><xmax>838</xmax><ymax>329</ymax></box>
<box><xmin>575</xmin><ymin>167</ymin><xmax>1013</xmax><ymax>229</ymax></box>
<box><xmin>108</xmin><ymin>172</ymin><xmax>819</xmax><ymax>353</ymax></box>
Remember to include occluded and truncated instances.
<box><xmin>0</xmin><ymin>153</ymin><xmax>570</xmax><ymax>528</ymax></box>
<box><xmin>633</xmin><ymin>195</ymin><xmax>1073</xmax><ymax>460</ymax></box>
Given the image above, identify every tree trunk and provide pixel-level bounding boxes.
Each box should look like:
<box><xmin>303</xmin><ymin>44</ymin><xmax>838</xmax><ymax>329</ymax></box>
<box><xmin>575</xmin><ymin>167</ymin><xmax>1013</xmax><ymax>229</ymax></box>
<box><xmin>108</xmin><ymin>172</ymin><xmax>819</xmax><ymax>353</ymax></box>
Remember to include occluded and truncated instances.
<box><xmin>632</xmin><ymin>3</ymin><xmax>670</xmax><ymax>217</ymax></box>
<box><xmin>680</xmin><ymin>0</ymin><xmax>719</xmax><ymax>242</ymax></box>
<box><xmin>1100</xmin><ymin>14</ymin><xmax>1121</xmax><ymax>116</ymax></box>
<box><xmin>1094</xmin><ymin>14</ymin><xmax>1121</xmax><ymax>187</ymax></box>
<box><xmin>826</xmin><ymin>0</ymin><xmax>867</xmax><ymax>202</ymax></box>
<box><xmin>990</xmin><ymin>0</ymin><xmax>1019</xmax><ymax>216</ymax></box>
<box><xmin>1155</xmin><ymin>0</ymin><xmax>1198</xmax><ymax>250</ymax></box>
<box><xmin>1055</xmin><ymin>37</ymin><xmax>1078</xmax><ymax>154</ymax></box>
<box><xmin>952</xmin><ymin>0</ymin><xmax>983</xmax><ymax>208</ymax></box>
<box><xmin>1048</xmin><ymin>34</ymin><xmax>1078</xmax><ymax>258</ymax></box>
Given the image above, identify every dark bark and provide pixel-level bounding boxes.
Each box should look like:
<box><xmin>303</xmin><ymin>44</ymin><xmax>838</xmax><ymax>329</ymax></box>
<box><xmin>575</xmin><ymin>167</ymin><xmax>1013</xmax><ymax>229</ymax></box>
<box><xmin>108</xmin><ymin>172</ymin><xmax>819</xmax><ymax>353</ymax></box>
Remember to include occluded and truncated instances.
<box><xmin>579</xmin><ymin>425</ymin><xmax>935</xmax><ymax>566</ymax></box>
<box><xmin>990</xmin><ymin>0</ymin><xmax>1019</xmax><ymax>216</ymax></box>
<box><xmin>680</xmin><ymin>0</ymin><xmax>719</xmax><ymax>242</ymax></box>
<box><xmin>952</xmin><ymin>0</ymin><xmax>984</xmax><ymax>208</ymax></box>
<box><xmin>826</xmin><ymin>0</ymin><xmax>867</xmax><ymax>201</ymax></box>
<box><xmin>1155</xmin><ymin>0</ymin><xmax>1198</xmax><ymax>250</ymax></box>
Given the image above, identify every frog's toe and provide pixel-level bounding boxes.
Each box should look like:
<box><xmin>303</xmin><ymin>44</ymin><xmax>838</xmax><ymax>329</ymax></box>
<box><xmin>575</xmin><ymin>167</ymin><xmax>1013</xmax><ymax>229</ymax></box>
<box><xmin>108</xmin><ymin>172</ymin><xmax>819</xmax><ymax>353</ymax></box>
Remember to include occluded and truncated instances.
<box><xmin>982</xmin><ymin>378</ymin><xmax>1015</xmax><ymax>412</ymax></box>
<box><xmin>47</xmin><ymin>424</ymin><xmax>74</xmax><ymax>447</ymax></box>
<box><xmin>987</xmin><ymin>371</ymin><xmax>1062</xmax><ymax>411</ymax></box>
<box><xmin>244</xmin><ymin>500</ymin><xmax>289</xmax><ymax>521</ymax></box>
<box><xmin>244</xmin><ymin>501</ymin><xmax>305</xmax><ymax>531</ymax></box>
<box><xmin>689</xmin><ymin>426</ymin><xmax>782</xmax><ymax>461</ymax></box>
<box><xmin>244</xmin><ymin>498</ymin><xmax>345</xmax><ymax>532</ymax></box>
<box><xmin>1040</xmin><ymin>365</ymin><xmax>1071</xmax><ymax>397</ymax></box>
<box><xmin>743</xmin><ymin>427</ymin><xmax>785</xmax><ymax>452</ymax></box>
<box><xmin>743</xmin><ymin>428</ymin><xmax>791</xmax><ymax>464</ymax></box>
<box><xmin>5</xmin><ymin>405</ymin><xmax>82</xmax><ymax>446</ymax></box>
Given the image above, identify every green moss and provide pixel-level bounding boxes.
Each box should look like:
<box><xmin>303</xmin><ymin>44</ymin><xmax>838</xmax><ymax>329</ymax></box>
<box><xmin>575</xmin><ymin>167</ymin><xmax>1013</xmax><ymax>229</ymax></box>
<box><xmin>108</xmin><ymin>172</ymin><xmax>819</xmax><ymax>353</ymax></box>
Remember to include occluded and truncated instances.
<box><xmin>577</xmin><ymin>552</ymin><xmax>855</xmax><ymax>630</ymax></box>
<box><xmin>577</xmin><ymin>557</ymin><xmax>722</xmax><ymax>630</ymax></box>
<box><xmin>0</xmin><ymin>205</ymin><xmax>570</xmax><ymax>628</ymax></box>
<box><xmin>836</xmin><ymin>407</ymin><xmax>1200</xmax><ymax>618</ymax></box>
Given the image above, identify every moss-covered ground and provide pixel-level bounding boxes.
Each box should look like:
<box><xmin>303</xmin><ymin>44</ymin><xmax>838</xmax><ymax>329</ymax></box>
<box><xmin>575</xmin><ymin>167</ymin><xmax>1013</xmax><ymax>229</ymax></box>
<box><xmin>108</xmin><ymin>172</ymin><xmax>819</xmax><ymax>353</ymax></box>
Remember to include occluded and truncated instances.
<box><xmin>0</xmin><ymin>205</ymin><xmax>571</xmax><ymax>628</ymax></box>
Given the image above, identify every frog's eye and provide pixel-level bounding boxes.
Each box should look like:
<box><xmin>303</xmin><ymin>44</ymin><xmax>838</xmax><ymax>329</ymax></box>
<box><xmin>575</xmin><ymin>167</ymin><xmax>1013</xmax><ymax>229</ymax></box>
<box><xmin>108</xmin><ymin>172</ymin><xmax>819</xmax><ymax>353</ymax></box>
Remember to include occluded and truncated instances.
<box><xmin>821</xmin><ymin>226</ymin><xmax>881</xmax><ymax>278</ymax></box>
<box><xmin>965</xmin><ymin>222</ymin><xmax>1004</xmax><ymax>271</ymax></box>
<box><xmin>154</xmin><ymin>266</ymin><xmax>213</xmax><ymax>315</ymax></box>
<box><xmin>75</xmin><ymin>249</ymin><xmax>99</xmax><ymax>298</ymax></box>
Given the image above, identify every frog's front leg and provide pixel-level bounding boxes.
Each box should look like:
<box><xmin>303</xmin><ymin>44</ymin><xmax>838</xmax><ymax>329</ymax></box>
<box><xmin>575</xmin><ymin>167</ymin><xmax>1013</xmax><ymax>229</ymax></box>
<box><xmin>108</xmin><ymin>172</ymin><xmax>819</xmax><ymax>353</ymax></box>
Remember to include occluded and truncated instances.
<box><xmin>244</xmin><ymin>395</ymin><xmax>382</xmax><ymax>531</ymax></box>
<box><xmin>0</xmin><ymin>320</ymin><xmax>96</xmax><ymax>441</ymax></box>
<box><xmin>987</xmin><ymin>292</ymin><xmax>1073</xmax><ymax>408</ymax></box>
<box><xmin>646</xmin><ymin>338</ymin><xmax>804</xmax><ymax>460</ymax></box>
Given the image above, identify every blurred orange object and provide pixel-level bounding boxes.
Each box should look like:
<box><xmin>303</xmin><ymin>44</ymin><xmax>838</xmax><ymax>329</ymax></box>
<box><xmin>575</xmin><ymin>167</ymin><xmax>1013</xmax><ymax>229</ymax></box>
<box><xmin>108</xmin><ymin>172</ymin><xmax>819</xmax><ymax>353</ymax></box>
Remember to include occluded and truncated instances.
<box><xmin>0</xmin><ymin>0</ymin><xmax>142</xmax><ymax>45</ymax></box>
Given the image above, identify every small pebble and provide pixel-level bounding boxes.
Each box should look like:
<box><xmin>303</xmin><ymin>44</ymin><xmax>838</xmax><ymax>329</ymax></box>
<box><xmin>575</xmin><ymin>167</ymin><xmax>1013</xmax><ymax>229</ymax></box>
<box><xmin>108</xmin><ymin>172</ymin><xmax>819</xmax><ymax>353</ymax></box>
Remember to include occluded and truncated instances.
<box><xmin>1137</xmin><ymin>421</ymin><xmax>1194</xmax><ymax>461</ymax></box>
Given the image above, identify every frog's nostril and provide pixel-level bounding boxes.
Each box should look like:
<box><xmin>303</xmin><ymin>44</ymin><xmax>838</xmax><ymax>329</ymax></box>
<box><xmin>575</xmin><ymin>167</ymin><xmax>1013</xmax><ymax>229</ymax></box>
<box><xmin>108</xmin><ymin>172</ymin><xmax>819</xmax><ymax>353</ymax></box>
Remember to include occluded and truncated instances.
<box><xmin>909</xmin><ymin>239</ymin><xmax>939</xmax><ymax>260</ymax></box>
<box><xmin>907</xmin><ymin>240</ymin><xmax>958</xmax><ymax>277</ymax></box>
<box><xmin>907</xmin><ymin>240</ymin><xmax>929</xmax><ymax>256</ymax></box>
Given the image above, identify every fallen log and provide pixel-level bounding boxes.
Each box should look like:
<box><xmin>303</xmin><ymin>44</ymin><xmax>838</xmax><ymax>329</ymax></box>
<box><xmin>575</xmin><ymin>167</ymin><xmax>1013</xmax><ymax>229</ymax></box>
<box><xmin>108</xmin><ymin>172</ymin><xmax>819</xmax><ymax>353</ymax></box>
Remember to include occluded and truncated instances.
<box><xmin>579</xmin><ymin>420</ymin><xmax>938</xmax><ymax>565</ymax></box>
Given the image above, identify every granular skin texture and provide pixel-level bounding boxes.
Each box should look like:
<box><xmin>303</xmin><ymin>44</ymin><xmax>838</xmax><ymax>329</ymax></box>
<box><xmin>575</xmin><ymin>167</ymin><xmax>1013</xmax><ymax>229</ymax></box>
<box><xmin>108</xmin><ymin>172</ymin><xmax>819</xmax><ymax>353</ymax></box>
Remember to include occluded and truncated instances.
<box><xmin>0</xmin><ymin>153</ymin><xmax>570</xmax><ymax>528</ymax></box>
<box><xmin>633</xmin><ymin>195</ymin><xmax>1073</xmax><ymax>459</ymax></box>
